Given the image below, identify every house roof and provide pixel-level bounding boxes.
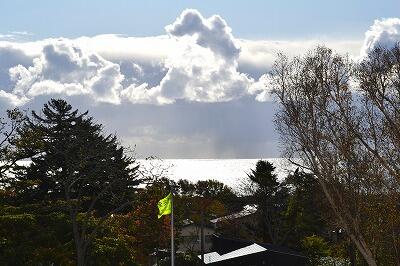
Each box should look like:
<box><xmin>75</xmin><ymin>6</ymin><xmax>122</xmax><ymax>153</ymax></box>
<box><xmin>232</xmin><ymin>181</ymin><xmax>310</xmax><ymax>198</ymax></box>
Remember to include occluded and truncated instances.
<box><xmin>198</xmin><ymin>235</ymin><xmax>309</xmax><ymax>264</ymax></box>
<box><xmin>212</xmin><ymin>235</ymin><xmax>307</xmax><ymax>258</ymax></box>
<box><xmin>209</xmin><ymin>204</ymin><xmax>257</xmax><ymax>223</ymax></box>
<box><xmin>199</xmin><ymin>244</ymin><xmax>267</xmax><ymax>264</ymax></box>
<box><xmin>181</xmin><ymin>219</ymin><xmax>215</xmax><ymax>229</ymax></box>
<box><xmin>199</xmin><ymin>252</ymin><xmax>221</xmax><ymax>264</ymax></box>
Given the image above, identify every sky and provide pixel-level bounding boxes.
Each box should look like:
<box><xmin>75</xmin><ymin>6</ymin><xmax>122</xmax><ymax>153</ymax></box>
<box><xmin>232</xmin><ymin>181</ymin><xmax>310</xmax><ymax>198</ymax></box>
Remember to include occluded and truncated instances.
<box><xmin>0</xmin><ymin>1</ymin><xmax>399</xmax><ymax>158</ymax></box>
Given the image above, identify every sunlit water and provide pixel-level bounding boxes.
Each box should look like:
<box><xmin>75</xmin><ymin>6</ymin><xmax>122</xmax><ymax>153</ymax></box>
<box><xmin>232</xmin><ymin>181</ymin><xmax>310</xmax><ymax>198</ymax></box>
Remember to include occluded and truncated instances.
<box><xmin>137</xmin><ymin>158</ymin><xmax>297</xmax><ymax>189</ymax></box>
<box><xmin>13</xmin><ymin>158</ymin><xmax>298</xmax><ymax>190</ymax></box>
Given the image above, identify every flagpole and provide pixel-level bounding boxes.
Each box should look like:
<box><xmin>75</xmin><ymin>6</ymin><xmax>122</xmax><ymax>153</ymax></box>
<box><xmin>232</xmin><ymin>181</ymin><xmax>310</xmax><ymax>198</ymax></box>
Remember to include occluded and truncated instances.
<box><xmin>171</xmin><ymin>187</ymin><xmax>174</xmax><ymax>266</ymax></box>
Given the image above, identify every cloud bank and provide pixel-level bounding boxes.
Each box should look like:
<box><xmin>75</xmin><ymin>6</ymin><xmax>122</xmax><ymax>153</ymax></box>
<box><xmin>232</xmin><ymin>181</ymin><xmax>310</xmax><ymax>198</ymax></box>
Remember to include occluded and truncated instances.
<box><xmin>0</xmin><ymin>9</ymin><xmax>371</xmax><ymax>108</ymax></box>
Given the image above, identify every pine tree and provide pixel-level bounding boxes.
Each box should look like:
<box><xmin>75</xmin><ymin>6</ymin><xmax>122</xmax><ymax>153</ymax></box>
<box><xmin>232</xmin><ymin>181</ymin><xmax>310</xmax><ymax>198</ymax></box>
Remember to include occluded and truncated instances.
<box><xmin>14</xmin><ymin>99</ymin><xmax>140</xmax><ymax>265</ymax></box>
<box><xmin>246</xmin><ymin>160</ymin><xmax>290</xmax><ymax>245</ymax></box>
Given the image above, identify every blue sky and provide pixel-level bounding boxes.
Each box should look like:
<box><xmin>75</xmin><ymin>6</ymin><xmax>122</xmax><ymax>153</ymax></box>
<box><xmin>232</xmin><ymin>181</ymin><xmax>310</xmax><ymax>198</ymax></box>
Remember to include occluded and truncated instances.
<box><xmin>0</xmin><ymin>2</ymin><xmax>399</xmax><ymax>158</ymax></box>
<box><xmin>1</xmin><ymin>0</ymin><xmax>400</xmax><ymax>40</ymax></box>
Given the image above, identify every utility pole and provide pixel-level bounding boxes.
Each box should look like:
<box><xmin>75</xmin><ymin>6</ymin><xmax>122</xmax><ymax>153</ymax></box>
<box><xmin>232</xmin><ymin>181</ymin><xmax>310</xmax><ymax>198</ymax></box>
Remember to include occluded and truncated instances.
<box><xmin>171</xmin><ymin>186</ymin><xmax>175</xmax><ymax>266</ymax></box>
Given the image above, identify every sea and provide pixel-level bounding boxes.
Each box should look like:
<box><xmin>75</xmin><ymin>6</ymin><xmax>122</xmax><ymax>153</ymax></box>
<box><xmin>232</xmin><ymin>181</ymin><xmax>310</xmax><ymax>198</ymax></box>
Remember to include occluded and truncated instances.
<box><xmin>14</xmin><ymin>158</ymin><xmax>297</xmax><ymax>191</ymax></box>
<box><xmin>137</xmin><ymin>158</ymin><xmax>297</xmax><ymax>190</ymax></box>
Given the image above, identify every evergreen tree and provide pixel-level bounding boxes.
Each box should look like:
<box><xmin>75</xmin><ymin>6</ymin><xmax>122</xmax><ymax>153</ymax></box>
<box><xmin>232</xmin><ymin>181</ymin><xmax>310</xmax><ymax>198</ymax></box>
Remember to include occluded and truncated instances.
<box><xmin>13</xmin><ymin>99</ymin><xmax>140</xmax><ymax>265</ymax></box>
<box><xmin>245</xmin><ymin>160</ymin><xmax>290</xmax><ymax>245</ymax></box>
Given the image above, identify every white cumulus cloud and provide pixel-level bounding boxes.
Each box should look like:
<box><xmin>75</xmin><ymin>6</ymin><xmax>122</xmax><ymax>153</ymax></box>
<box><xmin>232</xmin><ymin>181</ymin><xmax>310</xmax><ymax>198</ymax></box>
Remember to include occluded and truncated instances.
<box><xmin>361</xmin><ymin>18</ymin><xmax>400</xmax><ymax>57</ymax></box>
<box><xmin>0</xmin><ymin>9</ymin><xmax>374</xmax><ymax>107</ymax></box>
<box><xmin>2</xmin><ymin>39</ymin><xmax>124</xmax><ymax>105</ymax></box>
<box><xmin>121</xmin><ymin>9</ymin><xmax>254</xmax><ymax>104</ymax></box>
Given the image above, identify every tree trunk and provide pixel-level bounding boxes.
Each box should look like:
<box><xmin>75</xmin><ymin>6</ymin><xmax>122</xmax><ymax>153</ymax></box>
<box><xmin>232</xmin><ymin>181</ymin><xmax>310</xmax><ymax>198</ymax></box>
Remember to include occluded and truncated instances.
<box><xmin>72</xmin><ymin>220</ymin><xmax>86</xmax><ymax>266</ymax></box>
<box><xmin>70</xmin><ymin>207</ymin><xmax>86</xmax><ymax>266</ymax></box>
<box><xmin>349</xmin><ymin>241</ymin><xmax>356</xmax><ymax>266</ymax></box>
<box><xmin>77</xmin><ymin>248</ymin><xmax>85</xmax><ymax>266</ymax></box>
<box><xmin>316</xmin><ymin>174</ymin><xmax>377</xmax><ymax>266</ymax></box>
<box><xmin>348</xmin><ymin>233</ymin><xmax>377</xmax><ymax>266</ymax></box>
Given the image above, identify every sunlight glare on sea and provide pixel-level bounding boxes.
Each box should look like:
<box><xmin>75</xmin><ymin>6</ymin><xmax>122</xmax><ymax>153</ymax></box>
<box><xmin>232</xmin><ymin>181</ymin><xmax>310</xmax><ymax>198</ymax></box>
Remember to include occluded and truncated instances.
<box><xmin>137</xmin><ymin>158</ymin><xmax>297</xmax><ymax>189</ymax></box>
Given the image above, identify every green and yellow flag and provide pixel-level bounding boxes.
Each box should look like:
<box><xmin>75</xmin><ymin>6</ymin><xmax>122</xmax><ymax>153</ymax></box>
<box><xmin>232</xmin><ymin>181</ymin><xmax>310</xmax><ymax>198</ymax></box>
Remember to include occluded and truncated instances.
<box><xmin>157</xmin><ymin>192</ymin><xmax>172</xmax><ymax>219</ymax></box>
